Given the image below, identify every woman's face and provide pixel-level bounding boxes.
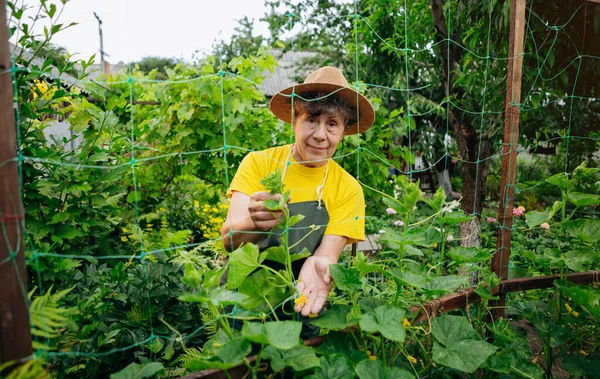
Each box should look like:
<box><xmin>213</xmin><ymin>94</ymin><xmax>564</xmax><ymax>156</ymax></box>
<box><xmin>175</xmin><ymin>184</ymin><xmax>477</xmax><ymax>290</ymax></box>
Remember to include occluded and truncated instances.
<box><xmin>292</xmin><ymin>112</ymin><xmax>345</xmax><ymax>167</ymax></box>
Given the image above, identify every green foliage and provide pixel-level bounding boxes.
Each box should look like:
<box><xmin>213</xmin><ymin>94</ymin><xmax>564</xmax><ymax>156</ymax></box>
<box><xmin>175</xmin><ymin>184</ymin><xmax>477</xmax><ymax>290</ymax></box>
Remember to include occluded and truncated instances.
<box><xmin>6</xmin><ymin>1</ymin><xmax>600</xmax><ymax>378</ymax></box>
<box><xmin>109</xmin><ymin>362</ymin><xmax>165</xmax><ymax>379</ymax></box>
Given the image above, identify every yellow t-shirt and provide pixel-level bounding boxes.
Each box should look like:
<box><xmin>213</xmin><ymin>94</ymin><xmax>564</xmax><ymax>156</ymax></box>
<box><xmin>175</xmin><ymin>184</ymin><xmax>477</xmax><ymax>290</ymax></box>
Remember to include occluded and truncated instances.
<box><xmin>227</xmin><ymin>144</ymin><xmax>365</xmax><ymax>244</ymax></box>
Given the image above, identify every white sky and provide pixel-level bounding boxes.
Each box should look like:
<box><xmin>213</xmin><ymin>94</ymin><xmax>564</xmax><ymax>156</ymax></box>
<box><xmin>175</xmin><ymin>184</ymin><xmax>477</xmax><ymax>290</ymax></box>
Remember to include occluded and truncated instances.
<box><xmin>16</xmin><ymin>0</ymin><xmax>272</xmax><ymax>63</ymax></box>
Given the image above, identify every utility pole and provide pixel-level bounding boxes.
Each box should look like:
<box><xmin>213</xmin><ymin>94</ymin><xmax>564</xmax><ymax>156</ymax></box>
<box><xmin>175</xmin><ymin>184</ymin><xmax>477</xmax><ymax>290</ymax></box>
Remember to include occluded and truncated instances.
<box><xmin>93</xmin><ymin>12</ymin><xmax>108</xmax><ymax>74</ymax></box>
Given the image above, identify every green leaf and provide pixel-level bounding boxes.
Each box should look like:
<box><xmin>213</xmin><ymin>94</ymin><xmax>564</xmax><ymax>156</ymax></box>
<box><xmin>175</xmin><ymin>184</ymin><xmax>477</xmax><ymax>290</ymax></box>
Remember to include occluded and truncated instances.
<box><xmin>238</xmin><ymin>269</ymin><xmax>288</xmax><ymax>312</ymax></box>
<box><xmin>262</xmin><ymin>345</ymin><xmax>320</xmax><ymax>372</ymax></box>
<box><xmin>545</xmin><ymin>172</ymin><xmax>570</xmax><ymax>189</ymax></box>
<box><xmin>525</xmin><ymin>210</ymin><xmax>551</xmax><ymax>228</ymax></box>
<box><xmin>184</xmin><ymin>358</ymin><xmax>237</xmax><ymax>371</ymax></box>
<box><xmin>126</xmin><ymin>191</ymin><xmax>142</xmax><ymax>204</ymax></box>
<box><xmin>564</xmin><ymin>248</ymin><xmax>596</xmax><ymax>271</ymax></box>
<box><xmin>433</xmin><ymin>340</ymin><xmax>497</xmax><ymax>373</ymax></box>
<box><xmin>329</xmin><ymin>264</ymin><xmax>362</xmax><ymax>292</ymax></box>
<box><xmin>567</xmin><ymin>192</ymin><xmax>600</xmax><ymax>207</ymax></box>
<box><xmin>475</xmin><ymin>286</ymin><xmax>499</xmax><ymax>301</ymax></box>
<box><xmin>549</xmin><ymin>326</ymin><xmax>570</xmax><ymax>348</ymax></box>
<box><xmin>150</xmin><ymin>337</ymin><xmax>164</xmax><ymax>353</ymax></box>
<box><xmin>55</xmin><ymin>224</ymin><xmax>84</xmax><ymax>240</ymax></box>
<box><xmin>390</xmin><ymin>269</ymin><xmax>427</xmax><ymax>289</ymax></box>
<box><xmin>310</xmin><ymin>304</ymin><xmax>356</xmax><ymax>330</ymax></box>
<box><xmin>291</xmin><ymin>248</ymin><xmax>312</xmax><ymax>263</ymax></box>
<box><xmin>264</xmin><ymin>321</ymin><xmax>301</xmax><ymax>350</ymax></box>
<box><xmin>263</xmin><ymin>198</ymin><xmax>281</xmax><ymax>211</ymax></box>
<box><xmin>88</xmin><ymin>152</ymin><xmax>110</xmax><ymax>162</ymax></box>
<box><xmin>109</xmin><ymin>362</ymin><xmax>164</xmax><ymax>379</ymax></box>
<box><xmin>359</xmin><ymin>298</ymin><xmax>385</xmax><ymax>313</ymax></box>
<box><xmin>260</xmin><ymin>246</ymin><xmax>287</xmax><ymax>265</ymax></box>
<box><xmin>447</xmin><ymin>247</ymin><xmax>492</xmax><ymax>264</ymax></box>
<box><xmin>209</xmin><ymin>288</ymin><xmax>248</xmax><ymax>306</ymax></box>
<box><xmin>441</xmin><ymin>211</ymin><xmax>473</xmax><ymax>225</ymax></box>
<box><xmin>563</xmin><ymin>354</ymin><xmax>600</xmax><ymax>378</ymax></box>
<box><xmin>227</xmin><ymin>243</ymin><xmax>261</xmax><ymax>289</ymax></box>
<box><xmin>484</xmin><ymin>354</ymin><xmax>512</xmax><ymax>374</ymax></box>
<box><xmin>355</xmin><ymin>359</ymin><xmax>385</xmax><ymax>379</ymax></box>
<box><xmin>563</xmin><ymin>219</ymin><xmax>600</xmax><ymax>244</ymax></box>
<box><xmin>317</xmin><ymin>331</ymin><xmax>368</xmax><ymax>363</ymax></box>
<box><xmin>355</xmin><ymin>359</ymin><xmax>414</xmax><ymax>379</ymax></box>
<box><xmin>431</xmin><ymin>315</ymin><xmax>475</xmax><ymax>346</ymax></box>
<box><xmin>217</xmin><ymin>337</ymin><xmax>251</xmax><ymax>364</ymax></box>
<box><xmin>242</xmin><ymin>322</ymin><xmax>270</xmax><ymax>345</ymax></box>
<box><xmin>311</xmin><ymin>354</ymin><xmax>354</xmax><ymax>379</ymax></box>
<box><xmin>288</xmin><ymin>214</ymin><xmax>305</xmax><ymax>227</ymax></box>
<box><xmin>359</xmin><ymin>305</ymin><xmax>406</xmax><ymax>342</ymax></box>
<box><xmin>423</xmin><ymin>186</ymin><xmax>446</xmax><ymax>211</ymax></box>
<box><xmin>50</xmin><ymin>212</ymin><xmax>68</xmax><ymax>224</ymax></box>
<box><xmin>424</xmin><ymin>276</ymin><xmax>469</xmax><ymax>294</ymax></box>
<box><xmin>511</xmin><ymin>359</ymin><xmax>543</xmax><ymax>379</ymax></box>
<box><xmin>555</xmin><ymin>280</ymin><xmax>600</xmax><ymax>317</ymax></box>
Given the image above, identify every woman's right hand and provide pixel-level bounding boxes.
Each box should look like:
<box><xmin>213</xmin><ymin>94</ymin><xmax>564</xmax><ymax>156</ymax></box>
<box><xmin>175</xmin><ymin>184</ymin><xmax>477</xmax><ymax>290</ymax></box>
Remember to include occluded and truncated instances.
<box><xmin>248</xmin><ymin>191</ymin><xmax>289</xmax><ymax>231</ymax></box>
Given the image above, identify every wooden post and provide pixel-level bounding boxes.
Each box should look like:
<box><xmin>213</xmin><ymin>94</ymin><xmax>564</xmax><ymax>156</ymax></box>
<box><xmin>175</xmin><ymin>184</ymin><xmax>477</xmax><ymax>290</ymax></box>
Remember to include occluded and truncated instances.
<box><xmin>489</xmin><ymin>0</ymin><xmax>527</xmax><ymax>320</ymax></box>
<box><xmin>0</xmin><ymin>0</ymin><xmax>32</xmax><ymax>365</ymax></box>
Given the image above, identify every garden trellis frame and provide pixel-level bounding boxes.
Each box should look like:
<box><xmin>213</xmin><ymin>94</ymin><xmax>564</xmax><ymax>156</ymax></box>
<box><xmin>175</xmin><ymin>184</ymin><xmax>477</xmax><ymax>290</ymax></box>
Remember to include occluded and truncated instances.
<box><xmin>0</xmin><ymin>0</ymin><xmax>32</xmax><ymax>367</ymax></box>
<box><xmin>1</xmin><ymin>0</ymin><xmax>599</xmax><ymax>375</ymax></box>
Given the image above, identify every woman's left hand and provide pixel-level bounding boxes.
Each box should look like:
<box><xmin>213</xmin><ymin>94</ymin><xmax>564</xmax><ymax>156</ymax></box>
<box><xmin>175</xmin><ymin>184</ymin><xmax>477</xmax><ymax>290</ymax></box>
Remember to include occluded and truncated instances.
<box><xmin>294</xmin><ymin>255</ymin><xmax>334</xmax><ymax>316</ymax></box>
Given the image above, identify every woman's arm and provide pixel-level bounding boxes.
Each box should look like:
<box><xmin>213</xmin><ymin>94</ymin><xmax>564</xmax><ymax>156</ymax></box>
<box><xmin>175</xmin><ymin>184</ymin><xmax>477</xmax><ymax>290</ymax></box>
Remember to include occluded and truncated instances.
<box><xmin>220</xmin><ymin>191</ymin><xmax>288</xmax><ymax>251</ymax></box>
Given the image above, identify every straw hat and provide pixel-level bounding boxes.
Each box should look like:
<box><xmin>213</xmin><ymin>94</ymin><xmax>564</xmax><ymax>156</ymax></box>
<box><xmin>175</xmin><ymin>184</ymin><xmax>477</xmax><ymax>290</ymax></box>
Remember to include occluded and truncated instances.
<box><xmin>269</xmin><ymin>66</ymin><xmax>375</xmax><ymax>135</ymax></box>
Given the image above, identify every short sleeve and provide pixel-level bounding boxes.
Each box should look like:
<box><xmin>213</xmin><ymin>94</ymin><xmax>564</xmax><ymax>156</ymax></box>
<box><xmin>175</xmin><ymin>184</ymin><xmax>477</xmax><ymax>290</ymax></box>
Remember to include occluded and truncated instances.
<box><xmin>226</xmin><ymin>152</ymin><xmax>265</xmax><ymax>198</ymax></box>
<box><xmin>324</xmin><ymin>180</ymin><xmax>365</xmax><ymax>243</ymax></box>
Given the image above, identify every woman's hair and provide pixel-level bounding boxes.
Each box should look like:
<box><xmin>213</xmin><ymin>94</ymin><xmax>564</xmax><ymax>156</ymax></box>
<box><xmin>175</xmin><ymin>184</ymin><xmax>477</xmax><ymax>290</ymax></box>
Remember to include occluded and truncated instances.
<box><xmin>293</xmin><ymin>92</ymin><xmax>357</xmax><ymax>129</ymax></box>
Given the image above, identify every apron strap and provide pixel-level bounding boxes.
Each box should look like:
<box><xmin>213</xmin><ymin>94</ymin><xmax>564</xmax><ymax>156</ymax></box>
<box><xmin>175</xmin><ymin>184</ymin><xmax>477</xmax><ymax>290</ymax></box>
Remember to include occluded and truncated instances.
<box><xmin>284</xmin><ymin>144</ymin><xmax>329</xmax><ymax>209</ymax></box>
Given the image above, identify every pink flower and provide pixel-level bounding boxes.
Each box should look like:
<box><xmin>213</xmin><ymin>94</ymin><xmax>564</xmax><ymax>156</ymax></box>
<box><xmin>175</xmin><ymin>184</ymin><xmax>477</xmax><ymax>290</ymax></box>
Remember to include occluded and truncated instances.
<box><xmin>446</xmin><ymin>234</ymin><xmax>454</xmax><ymax>242</ymax></box>
<box><xmin>125</xmin><ymin>153</ymin><xmax>131</xmax><ymax>157</ymax></box>
<box><xmin>540</xmin><ymin>222</ymin><xmax>550</xmax><ymax>230</ymax></box>
<box><xmin>513</xmin><ymin>206</ymin><xmax>525</xmax><ymax>217</ymax></box>
<box><xmin>386</xmin><ymin>207</ymin><xmax>397</xmax><ymax>215</ymax></box>
<box><xmin>393</xmin><ymin>220</ymin><xmax>405</xmax><ymax>227</ymax></box>
<box><xmin>487</xmin><ymin>217</ymin><xmax>497</xmax><ymax>223</ymax></box>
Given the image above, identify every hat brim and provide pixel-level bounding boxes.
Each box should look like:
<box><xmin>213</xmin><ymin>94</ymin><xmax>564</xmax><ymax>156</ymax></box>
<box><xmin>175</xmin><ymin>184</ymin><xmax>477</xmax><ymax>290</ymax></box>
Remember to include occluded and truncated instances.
<box><xmin>269</xmin><ymin>82</ymin><xmax>375</xmax><ymax>135</ymax></box>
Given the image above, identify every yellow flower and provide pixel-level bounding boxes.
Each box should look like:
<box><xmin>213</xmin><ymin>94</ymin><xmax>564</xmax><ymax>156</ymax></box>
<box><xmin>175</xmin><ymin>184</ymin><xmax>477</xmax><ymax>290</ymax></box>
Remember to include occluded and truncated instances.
<box><xmin>407</xmin><ymin>356</ymin><xmax>417</xmax><ymax>364</ymax></box>
<box><xmin>294</xmin><ymin>294</ymin><xmax>310</xmax><ymax>307</ymax></box>
<box><xmin>194</xmin><ymin>200</ymin><xmax>200</xmax><ymax>207</ymax></box>
<box><xmin>572</xmin><ymin>311</ymin><xmax>579</xmax><ymax>317</ymax></box>
<box><xmin>433</xmin><ymin>242</ymin><xmax>438</xmax><ymax>248</ymax></box>
<box><xmin>580</xmin><ymin>350</ymin><xmax>588</xmax><ymax>356</ymax></box>
<box><xmin>121</xmin><ymin>227</ymin><xmax>129</xmax><ymax>233</ymax></box>
<box><xmin>565</xmin><ymin>303</ymin><xmax>573</xmax><ymax>313</ymax></box>
<box><xmin>517</xmin><ymin>205</ymin><xmax>526</xmax><ymax>212</ymax></box>
<box><xmin>369</xmin><ymin>355</ymin><xmax>377</xmax><ymax>360</ymax></box>
<box><xmin>121</xmin><ymin>236</ymin><xmax>128</xmax><ymax>242</ymax></box>
<box><xmin>402</xmin><ymin>318</ymin><xmax>410</xmax><ymax>328</ymax></box>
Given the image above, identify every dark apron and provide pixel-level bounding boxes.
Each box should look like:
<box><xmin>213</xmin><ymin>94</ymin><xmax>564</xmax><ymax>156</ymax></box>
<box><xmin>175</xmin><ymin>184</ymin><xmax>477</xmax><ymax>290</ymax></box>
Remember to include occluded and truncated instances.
<box><xmin>260</xmin><ymin>201</ymin><xmax>329</xmax><ymax>280</ymax></box>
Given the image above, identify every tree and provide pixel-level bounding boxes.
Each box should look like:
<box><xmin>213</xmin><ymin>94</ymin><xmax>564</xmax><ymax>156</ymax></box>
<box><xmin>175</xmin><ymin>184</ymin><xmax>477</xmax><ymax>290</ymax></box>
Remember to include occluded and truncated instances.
<box><xmin>261</xmin><ymin>0</ymin><xmax>600</xmax><ymax>249</ymax></box>
<box><xmin>135</xmin><ymin>56</ymin><xmax>182</xmax><ymax>77</ymax></box>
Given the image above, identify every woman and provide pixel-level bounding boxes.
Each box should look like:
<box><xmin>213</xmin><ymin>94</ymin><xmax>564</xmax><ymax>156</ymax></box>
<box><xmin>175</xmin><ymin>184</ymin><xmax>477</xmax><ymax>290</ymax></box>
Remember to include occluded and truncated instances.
<box><xmin>220</xmin><ymin>66</ymin><xmax>375</xmax><ymax>320</ymax></box>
